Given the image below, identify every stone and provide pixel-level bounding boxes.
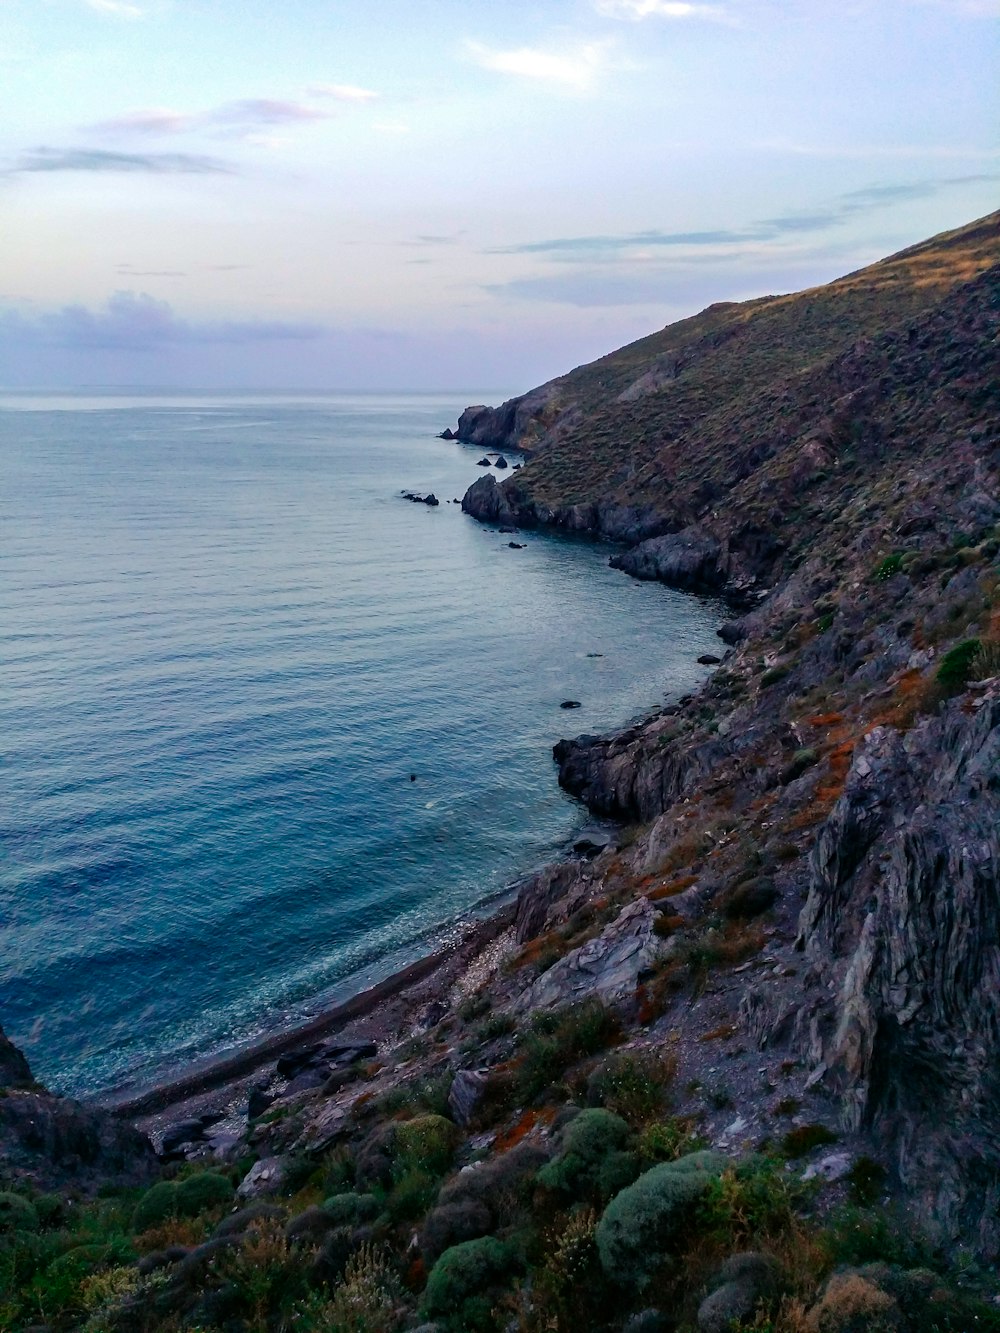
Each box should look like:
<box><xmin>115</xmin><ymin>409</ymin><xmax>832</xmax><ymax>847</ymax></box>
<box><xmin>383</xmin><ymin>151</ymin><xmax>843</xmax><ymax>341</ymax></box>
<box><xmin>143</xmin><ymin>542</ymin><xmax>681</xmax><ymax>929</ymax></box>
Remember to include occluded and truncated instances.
<box><xmin>514</xmin><ymin>898</ymin><xmax>662</xmax><ymax>1014</ymax></box>
<box><xmin>803</xmin><ymin>1152</ymin><xmax>852</xmax><ymax>1183</ymax></box>
<box><xmin>698</xmin><ymin>653</ymin><xmax>722</xmax><ymax>665</ymax></box>
<box><xmin>477</xmin><ymin>457</ymin><xmax>491</xmax><ymax>466</ymax></box>
<box><xmin>448</xmin><ymin>1070</ymin><xmax>488</xmax><ymax>1127</ymax></box>
<box><xmin>237</xmin><ymin>1156</ymin><xmax>288</xmax><ymax>1199</ymax></box>
<box><xmin>494</xmin><ymin>456</ymin><xmax>509</xmax><ymax>469</ymax></box>
<box><xmin>698</xmin><ymin>1253</ymin><xmax>779</xmax><ymax>1333</ymax></box>
<box><xmin>508</xmin><ymin>541</ymin><xmax>525</xmax><ymax>548</ymax></box>
<box><xmin>160</xmin><ymin>1118</ymin><xmax>210</xmax><ymax>1158</ymax></box>
<box><xmin>276</xmin><ymin>1044</ymin><xmax>323</xmax><ymax>1079</ymax></box>
<box><xmin>560</xmin><ymin>699</ymin><xmax>582</xmax><ymax>709</ymax></box>
<box><xmin>247</xmin><ymin>1086</ymin><xmax>274</xmax><ymax>1120</ymax></box>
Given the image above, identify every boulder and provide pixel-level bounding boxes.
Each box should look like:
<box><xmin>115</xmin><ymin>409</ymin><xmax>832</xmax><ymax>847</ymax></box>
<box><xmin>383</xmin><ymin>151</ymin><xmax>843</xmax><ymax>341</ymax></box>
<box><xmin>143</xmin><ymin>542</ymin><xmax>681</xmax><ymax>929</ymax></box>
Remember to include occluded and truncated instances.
<box><xmin>237</xmin><ymin>1156</ymin><xmax>288</xmax><ymax>1199</ymax></box>
<box><xmin>448</xmin><ymin>1070</ymin><xmax>488</xmax><ymax>1128</ymax></box>
<box><xmin>609</xmin><ymin>526</ymin><xmax>726</xmax><ymax>592</ymax></box>
<box><xmin>514</xmin><ymin>898</ymin><xmax>662</xmax><ymax>1014</ymax></box>
<box><xmin>494</xmin><ymin>456</ymin><xmax>509</xmax><ymax>469</ymax></box>
<box><xmin>560</xmin><ymin>700</ymin><xmax>582</xmax><ymax>709</ymax></box>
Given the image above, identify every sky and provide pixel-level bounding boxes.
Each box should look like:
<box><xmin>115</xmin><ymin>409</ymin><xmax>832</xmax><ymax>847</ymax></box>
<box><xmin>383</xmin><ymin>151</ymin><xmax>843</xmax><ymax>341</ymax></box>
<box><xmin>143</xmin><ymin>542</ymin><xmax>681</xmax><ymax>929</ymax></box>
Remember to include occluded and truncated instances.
<box><xmin>0</xmin><ymin>0</ymin><xmax>997</xmax><ymax>391</ymax></box>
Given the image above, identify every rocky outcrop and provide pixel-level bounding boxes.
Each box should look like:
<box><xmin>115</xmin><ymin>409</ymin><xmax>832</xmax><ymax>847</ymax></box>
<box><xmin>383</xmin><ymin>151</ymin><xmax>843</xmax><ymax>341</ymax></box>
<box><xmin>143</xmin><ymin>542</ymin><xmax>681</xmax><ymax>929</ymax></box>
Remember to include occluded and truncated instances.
<box><xmin>0</xmin><ymin>1024</ymin><xmax>34</xmax><ymax>1090</ymax></box>
<box><xmin>794</xmin><ymin>685</ymin><xmax>1000</xmax><ymax>1250</ymax></box>
<box><xmin>0</xmin><ymin>1026</ymin><xmax>157</xmax><ymax>1191</ymax></box>
<box><xmin>513</xmin><ymin>897</ymin><xmax>661</xmax><ymax>1013</ymax></box>
<box><xmin>554</xmin><ymin>719</ymin><xmax>731</xmax><ymax>824</ymax></box>
<box><xmin>609</xmin><ymin>526</ymin><xmax>727</xmax><ymax>592</ymax></box>
<box><xmin>452</xmin><ymin>382</ymin><xmax>562</xmax><ymax>453</ymax></box>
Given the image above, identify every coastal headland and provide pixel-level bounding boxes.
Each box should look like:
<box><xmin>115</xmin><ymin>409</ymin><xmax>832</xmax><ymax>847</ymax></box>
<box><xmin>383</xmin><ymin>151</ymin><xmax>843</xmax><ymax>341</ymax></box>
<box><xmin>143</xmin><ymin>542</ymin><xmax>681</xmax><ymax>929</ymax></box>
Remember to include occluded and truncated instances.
<box><xmin>3</xmin><ymin>210</ymin><xmax>1000</xmax><ymax>1330</ymax></box>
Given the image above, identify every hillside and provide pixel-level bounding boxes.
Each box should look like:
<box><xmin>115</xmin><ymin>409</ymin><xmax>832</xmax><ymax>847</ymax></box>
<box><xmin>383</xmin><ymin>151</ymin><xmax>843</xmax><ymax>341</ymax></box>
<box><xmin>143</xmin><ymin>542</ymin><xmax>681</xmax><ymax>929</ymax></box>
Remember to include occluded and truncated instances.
<box><xmin>1</xmin><ymin>215</ymin><xmax>999</xmax><ymax>1333</ymax></box>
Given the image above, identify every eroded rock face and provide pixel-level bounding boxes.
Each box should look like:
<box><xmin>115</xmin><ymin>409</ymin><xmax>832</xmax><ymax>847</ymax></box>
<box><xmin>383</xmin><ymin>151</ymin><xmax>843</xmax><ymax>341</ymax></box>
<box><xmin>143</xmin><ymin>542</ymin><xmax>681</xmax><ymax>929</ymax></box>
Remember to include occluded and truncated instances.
<box><xmin>795</xmin><ymin>686</ymin><xmax>1000</xmax><ymax>1250</ymax></box>
<box><xmin>513</xmin><ymin>897</ymin><xmax>661</xmax><ymax>1013</ymax></box>
<box><xmin>609</xmin><ymin>526</ymin><xmax>727</xmax><ymax>592</ymax></box>
<box><xmin>0</xmin><ymin>1024</ymin><xmax>34</xmax><ymax>1090</ymax></box>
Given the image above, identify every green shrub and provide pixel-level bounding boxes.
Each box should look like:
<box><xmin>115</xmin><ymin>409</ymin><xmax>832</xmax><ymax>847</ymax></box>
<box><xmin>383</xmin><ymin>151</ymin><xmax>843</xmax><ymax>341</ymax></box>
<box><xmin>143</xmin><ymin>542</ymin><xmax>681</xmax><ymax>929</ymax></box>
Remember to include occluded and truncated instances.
<box><xmin>848</xmin><ymin>1157</ymin><xmax>887</xmax><ymax>1207</ymax></box>
<box><xmin>874</xmin><ymin>553</ymin><xmax>904</xmax><ymax>582</ymax></box>
<box><xmin>385</xmin><ymin>1167</ymin><xmax>438</xmax><ymax>1223</ymax></box>
<box><xmin>595</xmin><ymin>1150</ymin><xmax>727</xmax><ymax>1288</ymax></box>
<box><xmin>438</xmin><ymin>1141</ymin><xmax>548</xmax><ymax>1228</ymax></box>
<box><xmin>420</xmin><ymin>1198</ymin><xmax>492</xmax><ymax>1263</ymax></box>
<box><xmin>636</xmin><ymin>1118</ymin><xmax>704</xmax><ymax>1165</ymax></box>
<box><xmin>0</xmin><ymin>1192</ymin><xmax>38</xmax><ymax>1233</ymax></box>
<box><xmin>422</xmin><ymin>1236</ymin><xmax>519</xmax><ymax>1324</ymax></box>
<box><xmin>760</xmin><ymin>666</ymin><xmax>789</xmax><ymax>688</ymax></box>
<box><xmin>936</xmin><ymin>638</ymin><xmax>982</xmax><ymax>693</ymax></box>
<box><xmin>588</xmin><ymin>1051</ymin><xmax>675</xmax><ymax>1124</ymax></box>
<box><xmin>538</xmin><ymin>1109</ymin><xmax>631</xmax><ymax>1200</ymax></box>
<box><xmin>131</xmin><ymin>1181</ymin><xmax>178</xmax><ymax>1233</ymax></box>
<box><xmin>132</xmin><ymin>1170</ymin><xmax>234</xmax><ymax>1232</ymax></box>
<box><xmin>394</xmin><ymin>1114</ymin><xmax>458</xmax><ymax>1179</ymax></box>
<box><xmin>323</xmin><ymin>1192</ymin><xmax>381</xmax><ymax>1226</ymax></box>
<box><xmin>175</xmin><ymin>1170</ymin><xmax>235</xmax><ymax>1215</ymax></box>
<box><xmin>517</xmin><ymin>1000</ymin><xmax>622</xmax><ymax>1103</ymax></box>
<box><xmin>29</xmin><ymin>1239</ymin><xmax>134</xmax><ymax>1319</ymax></box>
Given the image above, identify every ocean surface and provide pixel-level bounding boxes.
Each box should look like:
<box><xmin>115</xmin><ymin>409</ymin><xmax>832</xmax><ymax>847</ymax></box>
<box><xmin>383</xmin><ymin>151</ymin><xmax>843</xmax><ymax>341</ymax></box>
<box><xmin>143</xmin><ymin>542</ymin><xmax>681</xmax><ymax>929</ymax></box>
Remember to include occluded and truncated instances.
<box><xmin>0</xmin><ymin>391</ymin><xmax>723</xmax><ymax>1098</ymax></box>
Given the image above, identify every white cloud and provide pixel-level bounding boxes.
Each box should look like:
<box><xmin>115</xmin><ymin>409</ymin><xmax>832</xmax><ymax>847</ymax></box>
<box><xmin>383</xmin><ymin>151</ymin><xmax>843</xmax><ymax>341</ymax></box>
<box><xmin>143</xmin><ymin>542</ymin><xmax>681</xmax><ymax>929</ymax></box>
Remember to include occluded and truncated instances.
<box><xmin>593</xmin><ymin>0</ymin><xmax>725</xmax><ymax>18</ymax></box>
<box><xmin>85</xmin><ymin>0</ymin><xmax>145</xmax><ymax>17</ymax></box>
<box><xmin>310</xmin><ymin>84</ymin><xmax>380</xmax><ymax>103</ymax></box>
<box><xmin>465</xmin><ymin>39</ymin><xmax>611</xmax><ymax>90</ymax></box>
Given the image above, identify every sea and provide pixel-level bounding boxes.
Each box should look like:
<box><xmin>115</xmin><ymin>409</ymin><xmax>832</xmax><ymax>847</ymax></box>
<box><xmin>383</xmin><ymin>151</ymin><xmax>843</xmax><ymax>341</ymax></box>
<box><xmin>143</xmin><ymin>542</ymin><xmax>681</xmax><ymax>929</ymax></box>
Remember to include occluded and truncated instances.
<box><xmin>0</xmin><ymin>391</ymin><xmax>723</xmax><ymax>1099</ymax></box>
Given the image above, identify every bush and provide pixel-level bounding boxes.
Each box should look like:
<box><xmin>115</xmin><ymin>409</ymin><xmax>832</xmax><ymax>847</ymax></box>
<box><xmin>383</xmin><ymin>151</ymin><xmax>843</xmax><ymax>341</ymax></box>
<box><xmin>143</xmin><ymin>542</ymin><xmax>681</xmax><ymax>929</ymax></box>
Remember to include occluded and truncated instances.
<box><xmin>517</xmin><ymin>1000</ymin><xmax>622</xmax><ymax>1103</ymax></box>
<box><xmin>422</xmin><ymin>1236</ymin><xmax>519</xmax><ymax>1324</ymax></box>
<box><xmin>420</xmin><ymin>1199</ymin><xmax>492</xmax><ymax>1263</ymax></box>
<box><xmin>595</xmin><ymin>1150</ymin><xmax>727</xmax><ymax>1288</ymax></box>
<box><xmin>438</xmin><ymin>1141</ymin><xmax>548</xmax><ymax>1228</ymax></box>
<box><xmin>874</xmin><ymin>554</ymin><xmax>904</xmax><ymax>582</ymax></box>
<box><xmin>0</xmin><ymin>1192</ymin><xmax>38</xmax><ymax>1233</ymax></box>
<box><xmin>936</xmin><ymin>638</ymin><xmax>982</xmax><ymax>693</ymax></box>
<box><xmin>323</xmin><ymin>1192</ymin><xmax>381</xmax><ymax>1227</ymax></box>
<box><xmin>394</xmin><ymin>1114</ymin><xmax>458</xmax><ymax>1179</ymax></box>
<box><xmin>175</xmin><ymin>1171</ymin><xmax>235</xmax><ymax>1215</ymax></box>
<box><xmin>588</xmin><ymin>1052</ymin><xmax>675</xmax><ymax>1124</ymax></box>
<box><xmin>538</xmin><ymin>1109</ymin><xmax>631</xmax><ymax>1201</ymax></box>
<box><xmin>132</xmin><ymin>1171</ymin><xmax>234</xmax><ymax>1233</ymax></box>
<box><xmin>132</xmin><ymin>1181</ymin><xmax>179</xmax><ymax>1233</ymax></box>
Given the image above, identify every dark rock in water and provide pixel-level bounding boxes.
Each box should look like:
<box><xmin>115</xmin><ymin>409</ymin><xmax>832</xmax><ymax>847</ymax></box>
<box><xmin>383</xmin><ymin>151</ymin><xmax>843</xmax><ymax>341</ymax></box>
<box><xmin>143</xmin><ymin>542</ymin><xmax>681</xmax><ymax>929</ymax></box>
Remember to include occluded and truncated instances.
<box><xmin>698</xmin><ymin>653</ymin><xmax>722</xmax><ymax>665</ymax></box>
<box><xmin>477</xmin><ymin>457</ymin><xmax>491</xmax><ymax>467</ymax></box>
<box><xmin>448</xmin><ymin>1069</ymin><xmax>488</xmax><ymax>1127</ymax></box>
<box><xmin>718</xmin><ymin>620</ymin><xmax>747</xmax><ymax>645</ymax></box>
<box><xmin>401</xmin><ymin>491</ymin><xmax>439</xmax><ymax>506</ymax></box>
<box><xmin>513</xmin><ymin>463</ymin><xmax>522</xmax><ymax>469</ymax></box>
<box><xmin>425</xmin><ymin>493</ymin><xmax>439</xmax><ymax>506</ymax></box>
<box><xmin>573</xmin><ymin>827</ymin><xmax>614</xmax><ymax>857</ymax></box>
<box><xmin>0</xmin><ymin>1024</ymin><xmax>34</xmax><ymax>1090</ymax></box>
<box><xmin>508</xmin><ymin>541</ymin><xmax>525</xmax><ymax>549</ymax></box>
<box><xmin>438</xmin><ymin>428</ymin><xmax>455</xmax><ymax>439</ymax></box>
<box><xmin>560</xmin><ymin>700</ymin><xmax>582</xmax><ymax>709</ymax></box>
<box><xmin>499</xmin><ymin>525</ymin><xmax>516</xmax><ymax>533</ymax></box>
<box><xmin>494</xmin><ymin>456</ymin><xmax>509</xmax><ymax>469</ymax></box>
<box><xmin>610</xmin><ymin>525</ymin><xmax>726</xmax><ymax>592</ymax></box>
<box><xmin>586</xmin><ymin>652</ymin><xmax>603</xmax><ymax>657</ymax></box>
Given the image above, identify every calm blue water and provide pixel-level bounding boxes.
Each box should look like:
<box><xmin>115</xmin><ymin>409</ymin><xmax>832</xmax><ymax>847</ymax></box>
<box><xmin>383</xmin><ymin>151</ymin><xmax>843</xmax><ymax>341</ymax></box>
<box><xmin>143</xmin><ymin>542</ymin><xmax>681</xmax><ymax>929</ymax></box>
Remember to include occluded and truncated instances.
<box><xmin>0</xmin><ymin>391</ymin><xmax>722</xmax><ymax>1097</ymax></box>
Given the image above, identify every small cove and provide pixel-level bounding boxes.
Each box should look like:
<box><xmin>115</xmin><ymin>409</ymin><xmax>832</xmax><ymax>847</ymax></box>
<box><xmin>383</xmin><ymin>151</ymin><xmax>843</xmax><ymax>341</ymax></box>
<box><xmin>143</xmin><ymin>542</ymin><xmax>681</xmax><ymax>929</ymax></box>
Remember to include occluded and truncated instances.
<box><xmin>0</xmin><ymin>391</ymin><xmax>724</xmax><ymax>1097</ymax></box>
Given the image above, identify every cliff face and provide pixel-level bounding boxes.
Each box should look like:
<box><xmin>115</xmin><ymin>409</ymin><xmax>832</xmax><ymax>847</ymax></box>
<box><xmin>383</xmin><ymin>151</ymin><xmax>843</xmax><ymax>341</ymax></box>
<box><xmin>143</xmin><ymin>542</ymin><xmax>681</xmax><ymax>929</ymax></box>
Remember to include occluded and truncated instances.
<box><xmin>456</xmin><ymin>217</ymin><xmax>1000</xmax><ymax>1249</ymax></box>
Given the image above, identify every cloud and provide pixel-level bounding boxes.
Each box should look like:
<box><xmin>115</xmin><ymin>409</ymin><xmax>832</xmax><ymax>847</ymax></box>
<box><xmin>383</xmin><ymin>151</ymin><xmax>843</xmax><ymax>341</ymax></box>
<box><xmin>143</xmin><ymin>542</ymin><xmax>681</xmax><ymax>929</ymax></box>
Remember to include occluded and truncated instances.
<box><xmin>95</xmin><ymin>108</ymin><xmax>195</xmax><ymax>135</ymax></box>
<box><xmin>465</xmin><ymin>39</ymin><xmax>611</xmax><ymax>90</ymax></box>
<box><xmin>209</xmin><ymin>99</ymin><xmax>330</xmax><ymax>127</ymax></box>
<box><xmin>116</xmin><ymin>265</ymin><xmax>187</xmax><ymax>277</ymax></box>
<box><xmin>310</xmin><ymin>84</ymin><xmax>380</xmax><ymax>102</ymax></box>
<box><xmin>908</xmin><ymin>0</ymin><xmax>1000</xmax><ymax>14</ymax></box>
<box><xmin>490</xmin><ymin>174</ymin><xmax>1000</xmax><ymax>261</ymax></box>
<box><xmin>6</xmin><ymin>147</ymin><xmax>233</xmax><ymax>175</ymax></box>
<box><xmin>0</xmin><ymin>292</ymin><xmax>323</xmax><ymax>351</ymax></box>
<box><xmin>593</xmin><ymin>0</ymin><xmax>726</xmax><ymax>18</ymax></box>
<box><xmin>85</xmin><ymin>0</ymin><xmax>144</xmax><ymax>16</ymax></box>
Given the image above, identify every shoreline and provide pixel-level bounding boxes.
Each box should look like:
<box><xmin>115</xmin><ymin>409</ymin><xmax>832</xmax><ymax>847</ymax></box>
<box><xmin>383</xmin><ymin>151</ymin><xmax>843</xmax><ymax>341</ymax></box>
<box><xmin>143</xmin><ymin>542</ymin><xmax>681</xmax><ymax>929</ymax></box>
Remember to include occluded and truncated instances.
<box><xmin>97</xmin><ymin>904</ymin><xmax>517</xmax><ymax>1121</ymax></box>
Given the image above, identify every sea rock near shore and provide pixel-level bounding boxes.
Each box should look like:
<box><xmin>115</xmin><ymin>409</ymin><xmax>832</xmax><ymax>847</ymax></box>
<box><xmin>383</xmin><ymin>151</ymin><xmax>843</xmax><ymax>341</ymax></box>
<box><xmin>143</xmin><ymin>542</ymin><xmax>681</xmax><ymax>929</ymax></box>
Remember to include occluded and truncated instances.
<box><xmin>609</xmin><ymin>526</ymin><xmax>727</xmax><ymax>593</ymax></box>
